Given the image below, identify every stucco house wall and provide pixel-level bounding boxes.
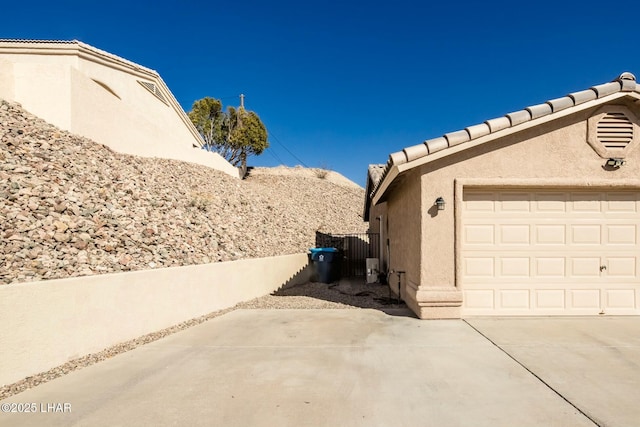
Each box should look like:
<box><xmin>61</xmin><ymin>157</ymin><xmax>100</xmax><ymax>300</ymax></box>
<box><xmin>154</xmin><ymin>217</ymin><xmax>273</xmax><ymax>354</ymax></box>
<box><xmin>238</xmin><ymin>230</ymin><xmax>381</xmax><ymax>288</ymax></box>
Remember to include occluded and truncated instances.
<box><xmin>0</xmin><ymin>40</ymin><xmax>238</xmax><ymax>177</ymax></box>
<box><xmin>367</xmin><ymin>73</ymin><xmax>640</xmax><ymax>319</ymax></box>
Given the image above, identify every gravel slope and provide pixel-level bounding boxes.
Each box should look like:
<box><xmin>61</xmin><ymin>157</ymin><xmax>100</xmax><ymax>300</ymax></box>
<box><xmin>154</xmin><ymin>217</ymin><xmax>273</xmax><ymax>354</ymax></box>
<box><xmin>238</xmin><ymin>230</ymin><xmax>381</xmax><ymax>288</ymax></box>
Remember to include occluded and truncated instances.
<box><xmin>0</xmin><ymin>100</ymin><xmax>368</xmax><ymax>284</ymax></box>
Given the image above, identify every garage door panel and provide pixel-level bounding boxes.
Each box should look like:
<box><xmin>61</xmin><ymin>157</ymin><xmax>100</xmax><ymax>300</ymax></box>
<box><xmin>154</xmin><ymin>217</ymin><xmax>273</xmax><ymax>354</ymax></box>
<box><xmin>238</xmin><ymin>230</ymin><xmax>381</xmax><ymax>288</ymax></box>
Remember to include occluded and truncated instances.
<box><xmin>535</xmin><ymin>290</ymin><xmax>566</xmax><ymax>309</ymax></box>
<box><xmin>571</xmin><ymin>193</ymin><xmax>603</xmax><ymax>212</ymax></box>
<box><xmin>535</xmin><ymin>225</ymin><xmax>566</xmax><ymax>244</ymax></box>
<box><xmin>462</xmin><ymin>189</ymin><xmax>640</xmax><ymax>316</ymax></box>
<box><xmin>500</xmin><ymin>257</ymin><xmax>530</xmax><ymax>277</ymax></box>
<box><xmin>499</xmin><ymin>225</ymin><xmax>530</xmax><ymax>244</ymax></box>
<box><xmin>606</xmin><ymin>257</ymin><xmax>636</xmax><ymax>277</ymax></box>
<box><xmin>535</xmin><ymin>193</ymin><xmax>567</xmax><ymax>211</ymax></box>
<box><xmin>464</xmin><ymin>257</ymin><xmax>494</xmax><ymax>277</ymax></box>
<box><xmin>464</xmin><ymin>290</ymin><xmax>495</xmax><ymax>310</ymax></box>
<box><xmin>463</xmin><ymin>224</ymin><xmax>494</xmax><ymax>244</ymax></box>
<box><xmin>606</xmin><ymin>225</ymin><xmax>637</xmax><ymax>244</ymax></box>
<box><xmin>570</xmin><ymin>225</ymin><xmax>601</xmax><ymax>244</ymax></box>
<box><xmin>500</xmin><ymin>290</ymin><xmax>530</xmax><ymax>309</ymax></box>
<box><xmin>499</xmin><ymin>193</ymin><xmax>531</xmax><ymax>211</ymax></box>
<box><xmin>570</xmin><ymin>257</ymin><xmax>602</xmax><ymax>277</ymax></box>
<box><xmin>605</xmin><ymin>290</ymin><xmax>636</xmax><ymax>310</ymax></box>
<box><xmin>464</xmin><ymin>192</ymin><xmax>496</xmax><ymax>211</ymax></box>
<box><xmin>569</xmin><ymin>290</ymin><xmax>601</xmax><ymax>309</ymax></box>
<box><xmin>606</xmin><ymin>194</ymin><xmax>637</xmax><ymax>212</ymax></box>
<box><xmin>535</xmin><ymin>257</ymin><xmax>566</xmax><ymax>277</ymax></box>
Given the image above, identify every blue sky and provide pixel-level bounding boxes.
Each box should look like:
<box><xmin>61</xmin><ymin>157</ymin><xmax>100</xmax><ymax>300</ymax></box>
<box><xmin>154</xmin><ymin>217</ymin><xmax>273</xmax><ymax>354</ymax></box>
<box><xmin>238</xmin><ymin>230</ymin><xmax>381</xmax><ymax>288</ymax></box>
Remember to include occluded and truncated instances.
<box><xmin>4</xmin><ymin>0</ymin><xmax>640</xmax><ymax>186</ymax></box>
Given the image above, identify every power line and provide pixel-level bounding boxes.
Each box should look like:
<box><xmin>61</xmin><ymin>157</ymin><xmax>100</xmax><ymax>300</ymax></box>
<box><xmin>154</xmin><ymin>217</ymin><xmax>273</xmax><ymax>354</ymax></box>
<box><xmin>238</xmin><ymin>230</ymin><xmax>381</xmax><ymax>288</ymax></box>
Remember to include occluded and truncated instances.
<box><xmin>265</xmin><ymin>146</ymin><xmax>286</xmax><ymax>164</ymax></box>
<box><xmin>267</xmin><ymin>130</ymin><xmax>309</xmax><ymax>167</ymax></box>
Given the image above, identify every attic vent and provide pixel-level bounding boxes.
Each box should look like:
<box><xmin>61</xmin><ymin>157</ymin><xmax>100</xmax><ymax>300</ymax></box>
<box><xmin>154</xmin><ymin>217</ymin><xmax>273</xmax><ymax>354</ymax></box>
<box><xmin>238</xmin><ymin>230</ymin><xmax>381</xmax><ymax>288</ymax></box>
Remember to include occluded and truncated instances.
<box><xmin>138</xmin><ymin>80</ymin><xmax>169</xmax><ymax>105</ymax></box>
<box><xmin>597</xmin><ymin>112</ymin><xmax>633</xmax><ymax>149</ymax></box>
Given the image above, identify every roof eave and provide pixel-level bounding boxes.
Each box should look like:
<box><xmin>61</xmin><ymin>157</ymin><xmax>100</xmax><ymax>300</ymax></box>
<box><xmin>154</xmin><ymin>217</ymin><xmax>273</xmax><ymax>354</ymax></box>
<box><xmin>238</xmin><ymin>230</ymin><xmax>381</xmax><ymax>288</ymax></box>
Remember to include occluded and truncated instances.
<box><xmin>371</xmin><ymin>91</ymin><xmax>640</xmax><ymax>204</ymax></box>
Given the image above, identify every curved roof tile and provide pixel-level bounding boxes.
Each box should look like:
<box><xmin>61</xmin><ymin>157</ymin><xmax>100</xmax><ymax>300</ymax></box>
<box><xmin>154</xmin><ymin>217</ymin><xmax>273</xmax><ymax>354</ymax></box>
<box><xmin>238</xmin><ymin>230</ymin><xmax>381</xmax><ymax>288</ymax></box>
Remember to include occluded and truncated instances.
<box><xmin>592</xmin><ymin>81</ymin><xmax>622</xmax><ymax>98</ymax></box>
<box><xmin>444</xmin><ymin>130</ymin><xmax>470</xmax><ymax>146</ymax></box>
<box><xmin>546</xmin><ymin>96</ymin><xmax>574</xmax><ymax>112</ymax></box>
<box><xmin>425</xmin><ymin>137</ymin><xmax>449</xmax><ymax>154</ymax></box>
<box><xmin>526</xmin><ymin>103</ymin><xmax>553</xmax><ymax>119</ymax></box>
<box><xmin>568</xmin><ymin>89</ymin><xmax>598</xmax><ymax>105</ymax></box>
<box><xmin>404</xmin><ymin>143</ymin><xmax>429</xmax><ymax>162</ymax></box>
<box><xmin>465</xmin><ymin>123</ymin><xmax>491</xmax><ymax>139</ymax></box>
<box><xmin>506</xmin><ymin>110</ymin><xmax>532</xmax><ymax>126</ymax></box>
<box><xmin>485</xmin><ymin>116</ymin><xmax>511</xmax><ymax>132</ymax></box>
<box><xmin>389</xmin><ymin>151</ymin><xmax>407</xmax><ymax>165</ymax></box>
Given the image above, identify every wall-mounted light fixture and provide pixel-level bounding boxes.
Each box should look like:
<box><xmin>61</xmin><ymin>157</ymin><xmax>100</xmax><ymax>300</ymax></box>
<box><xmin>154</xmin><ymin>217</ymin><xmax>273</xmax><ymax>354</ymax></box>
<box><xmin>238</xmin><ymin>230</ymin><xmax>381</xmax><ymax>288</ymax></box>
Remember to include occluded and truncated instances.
<box><xmin>606</xmin><ymin>158</ymin><xmax>626</xmax><ymax>168</ymax></box>
<box><xmin>435</xmin><ymin>197</ymin><xmax>446</xmax><ymax>211</ymax></box>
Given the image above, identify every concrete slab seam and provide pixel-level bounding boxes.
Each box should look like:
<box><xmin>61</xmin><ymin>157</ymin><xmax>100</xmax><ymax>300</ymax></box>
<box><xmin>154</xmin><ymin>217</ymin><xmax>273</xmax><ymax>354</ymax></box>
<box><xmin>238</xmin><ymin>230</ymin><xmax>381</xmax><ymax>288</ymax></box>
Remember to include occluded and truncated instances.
<box><xmin>462</xmin><ymin>320</ymin><xmax>602</xmax><ymax>427</ymax></box>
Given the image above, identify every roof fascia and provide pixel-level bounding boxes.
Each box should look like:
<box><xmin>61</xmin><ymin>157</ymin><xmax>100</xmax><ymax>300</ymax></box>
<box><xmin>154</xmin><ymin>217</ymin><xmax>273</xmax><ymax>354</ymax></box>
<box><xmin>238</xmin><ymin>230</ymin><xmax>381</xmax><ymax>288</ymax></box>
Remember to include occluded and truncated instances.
<box><xmin>372</xmin><ymin>91</ymin><xmax>636</xmax><ymax>204</ymax></box>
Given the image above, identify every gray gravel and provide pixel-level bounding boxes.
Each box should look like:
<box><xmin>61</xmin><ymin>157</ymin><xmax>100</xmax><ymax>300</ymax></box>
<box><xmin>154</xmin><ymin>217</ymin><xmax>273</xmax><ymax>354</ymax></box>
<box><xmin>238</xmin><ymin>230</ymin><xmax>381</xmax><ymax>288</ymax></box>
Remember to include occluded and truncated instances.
<box><xmin>0</xmin><ymin>279</ymin><xmax>405</xmax><ymax>400</ymax></box>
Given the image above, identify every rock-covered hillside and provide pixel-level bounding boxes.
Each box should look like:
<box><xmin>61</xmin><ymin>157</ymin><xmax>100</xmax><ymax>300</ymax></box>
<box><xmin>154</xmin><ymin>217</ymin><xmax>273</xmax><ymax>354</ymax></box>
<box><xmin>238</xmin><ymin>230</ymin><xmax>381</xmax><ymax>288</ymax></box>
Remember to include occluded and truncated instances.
<box><xmin>0</xmin><ymin>100</ymin><xmax>368</xmax><ymax>285</ymax></box>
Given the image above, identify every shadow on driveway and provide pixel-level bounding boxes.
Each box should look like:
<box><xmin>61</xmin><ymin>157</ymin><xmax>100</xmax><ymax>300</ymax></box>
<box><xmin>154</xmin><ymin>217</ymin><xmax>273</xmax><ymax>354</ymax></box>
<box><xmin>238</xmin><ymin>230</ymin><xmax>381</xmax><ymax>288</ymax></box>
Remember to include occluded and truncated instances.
<box><xmin>237</xmin><ymin>277</ymin><xmax>413</xmax><ymax>316</ymax></box>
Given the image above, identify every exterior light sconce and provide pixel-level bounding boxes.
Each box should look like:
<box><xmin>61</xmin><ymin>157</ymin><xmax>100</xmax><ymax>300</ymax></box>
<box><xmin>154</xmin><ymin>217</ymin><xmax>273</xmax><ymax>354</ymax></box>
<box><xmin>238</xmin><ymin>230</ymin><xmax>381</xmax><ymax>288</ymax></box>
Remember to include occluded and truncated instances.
<box><xmin>605</xmin><ymin>158</ymin><xmax>625</xmax><ymax>168</ymax></box>
<box><xmin>435</xmin><ymin>197</ymin><xmax>446</xmax><ymax>211</ymax></box>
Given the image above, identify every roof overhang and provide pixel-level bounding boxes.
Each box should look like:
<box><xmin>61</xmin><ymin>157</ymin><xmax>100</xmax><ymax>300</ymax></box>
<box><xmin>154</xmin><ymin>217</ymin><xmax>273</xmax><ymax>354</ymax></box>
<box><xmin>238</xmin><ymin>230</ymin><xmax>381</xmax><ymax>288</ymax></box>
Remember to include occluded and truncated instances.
<box><xmin>372</xmin><ymin>90</ymin><xmax>640</xmax><ymax>206</ymax></box>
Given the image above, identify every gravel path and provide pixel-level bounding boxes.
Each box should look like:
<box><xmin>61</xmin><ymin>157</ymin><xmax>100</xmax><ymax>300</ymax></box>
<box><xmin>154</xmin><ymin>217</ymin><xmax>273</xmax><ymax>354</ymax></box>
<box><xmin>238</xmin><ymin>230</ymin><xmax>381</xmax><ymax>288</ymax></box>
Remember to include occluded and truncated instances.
<box><xmin>0</xmin><ymin>279</ymin><xmax>406</xmax><ymax>400</ymax></box>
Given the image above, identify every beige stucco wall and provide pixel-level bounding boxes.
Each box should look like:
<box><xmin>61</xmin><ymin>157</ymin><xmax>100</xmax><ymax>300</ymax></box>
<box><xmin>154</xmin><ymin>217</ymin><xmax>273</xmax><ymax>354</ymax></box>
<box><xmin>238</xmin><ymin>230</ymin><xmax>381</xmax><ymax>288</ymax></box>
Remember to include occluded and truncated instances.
<box><xmin>385</xmin><ymin>170</ymin><xmax>422</xmax><ymax>309</ymax></box>
<box><xmin>0</xmin><ymin>253</ymin><xmax>312</xmax><ymax>387</ymax></box>
<box><xmin>0</xmin><ymin>44</ymin><xmax>239</xmax><ymax>177</ymax></box>
<box><xmin>382</xmin><ymin>101</ymin><xmax>640</xmax><ymax>318</ymax></box>
<box><xmin>0</xmin><ymin>59</ymin><xmax>15</xmax><ymax>102</ymax></box>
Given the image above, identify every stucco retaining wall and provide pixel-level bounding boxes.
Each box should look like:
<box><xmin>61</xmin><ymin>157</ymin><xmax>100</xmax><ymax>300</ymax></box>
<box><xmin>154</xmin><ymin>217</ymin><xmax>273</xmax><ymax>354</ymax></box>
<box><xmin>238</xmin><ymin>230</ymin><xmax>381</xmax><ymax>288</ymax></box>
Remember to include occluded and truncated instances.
<box><xmin>0</xmin><ymin>253</ymin><xmax>312</xmax><ymax>386</ymax></box>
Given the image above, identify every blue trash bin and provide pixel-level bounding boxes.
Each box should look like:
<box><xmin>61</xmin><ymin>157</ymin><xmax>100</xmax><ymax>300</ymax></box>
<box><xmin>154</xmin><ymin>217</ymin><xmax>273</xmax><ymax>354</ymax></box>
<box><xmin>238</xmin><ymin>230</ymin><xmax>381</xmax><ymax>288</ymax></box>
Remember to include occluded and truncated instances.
<box><xmin>309</xmin><ymin>247</ymin><xmax>341</xmax><ymax>283</ymax></box>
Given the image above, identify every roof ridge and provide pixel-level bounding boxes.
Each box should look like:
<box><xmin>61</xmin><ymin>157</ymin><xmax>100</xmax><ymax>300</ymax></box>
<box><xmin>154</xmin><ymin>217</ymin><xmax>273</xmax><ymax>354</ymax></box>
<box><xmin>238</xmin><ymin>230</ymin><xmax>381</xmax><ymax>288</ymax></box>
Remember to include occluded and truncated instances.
<box><xmin>371</xmin><ymin>72</ymin><xmax>638</xmax><ymax>197</ymax></box>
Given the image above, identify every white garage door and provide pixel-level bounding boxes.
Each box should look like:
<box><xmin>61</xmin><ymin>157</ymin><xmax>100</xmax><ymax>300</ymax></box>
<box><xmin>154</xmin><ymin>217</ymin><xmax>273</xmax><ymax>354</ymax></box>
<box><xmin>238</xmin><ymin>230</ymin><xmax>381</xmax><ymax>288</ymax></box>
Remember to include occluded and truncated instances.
<box><xmin>461</xmin><ymin>189</ymin><xmax>640</xmax><ymax>316</ymax></box>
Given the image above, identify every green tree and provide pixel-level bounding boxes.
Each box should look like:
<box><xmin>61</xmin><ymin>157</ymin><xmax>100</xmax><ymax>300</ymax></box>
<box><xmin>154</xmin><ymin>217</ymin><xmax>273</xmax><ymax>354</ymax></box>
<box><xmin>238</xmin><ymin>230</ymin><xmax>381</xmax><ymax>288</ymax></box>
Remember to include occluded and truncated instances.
<box><xmin>187</xmin><ymin>97</ymin><xmax>225</xmax><ymax>150</ymax></box>
<box><xmin>188</xmin><ymin>97</ymin><xmax>268</xmax><ymax>168</ymax></box>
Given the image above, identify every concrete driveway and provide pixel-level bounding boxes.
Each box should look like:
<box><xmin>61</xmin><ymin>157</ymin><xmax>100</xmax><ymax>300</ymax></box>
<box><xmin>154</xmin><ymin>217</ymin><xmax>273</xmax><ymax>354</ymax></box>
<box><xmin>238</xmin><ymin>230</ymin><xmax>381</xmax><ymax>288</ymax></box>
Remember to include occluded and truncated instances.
<box><xmin>0</xmin><ymin>310</ymin><xmax>637</xmax><ymax>427</ymax></box>
<box><xmin>467</xmin><ymin>317</ymin><xmax>640</xmax><ymax>427</ymax></box>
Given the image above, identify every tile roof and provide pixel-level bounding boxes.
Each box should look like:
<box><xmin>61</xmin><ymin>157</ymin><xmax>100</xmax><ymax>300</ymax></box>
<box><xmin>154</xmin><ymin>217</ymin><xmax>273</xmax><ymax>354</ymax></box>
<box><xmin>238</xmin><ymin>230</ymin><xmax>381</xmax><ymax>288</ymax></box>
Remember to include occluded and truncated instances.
<box><xmin>371</xmin><ymin>72</ymin><xmax>639</xmax><ymax>199</ymax></box>
<box><xmin>363</xmin><ymin>164</ymin><xmax>386</xmax><ymax>221</ymax></box>
<box><xmin>368</xmin><ymin>164</ymin><xmax>386</xmax><ymax>188</ymax></box>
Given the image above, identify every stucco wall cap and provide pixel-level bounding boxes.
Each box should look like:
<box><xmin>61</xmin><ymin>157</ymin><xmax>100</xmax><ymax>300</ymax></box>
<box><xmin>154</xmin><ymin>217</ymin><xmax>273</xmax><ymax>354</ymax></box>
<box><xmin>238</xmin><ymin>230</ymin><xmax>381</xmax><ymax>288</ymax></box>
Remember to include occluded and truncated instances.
<box><xmin>444</xmin><ymin>130</ymin><xmax>470</xmax><ymax>147</ymax></box>
<box><xmin>425</xmin><ymin>137</ymin><xmax>449</xmax><ymax>154</ymax></box>
<box><xmin>389</xmin><ymin>151</ymin><xmax>407</xmax><ymax>165</ymax></box>
<box><xmin>506</xmin><ymin>109</ymin><xmax>532</xmax><ymax>126</ymax></box>
<box><xmin>546</xmin><ymin>96</ymin><xmax>574</xmax><ymax>112</ymax></box>
<box><xmin>526</xmin><ymin>103</ymin><xmax>552</xmax><ymax>119</ymax></box>
<box><xmin>465</xmin><ymin>123</ymin><xmax>491</xmax><ymax>139</ymax></box>
<box><xmin>485</xmin><ymin>116</ymin><xmax>511</xmax><ymax>132</ymax></box>
<box><xmin>403</xmin><ymin>143</ymin><xmax>429</xmax><ymax>162</ymax></box>
<box><xmin>592</xmin><ymin>81</ymin><xmax>622</xmax><ymax>98</ymax></box>
<box><xmin>569</xmin><ymin>89</ymin><xmax>598</xmax><ymax>105</ymax></box>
